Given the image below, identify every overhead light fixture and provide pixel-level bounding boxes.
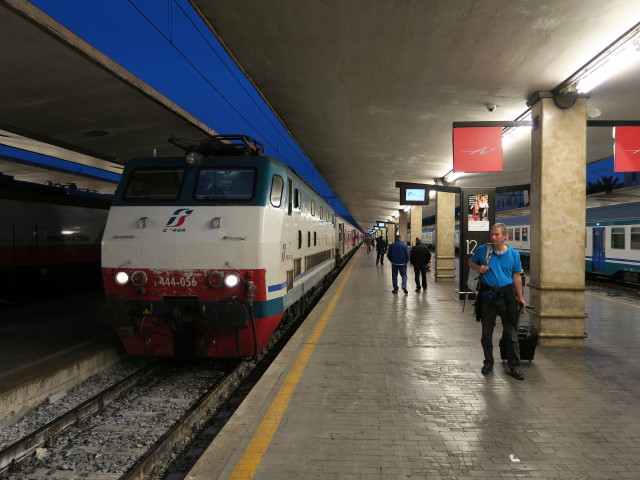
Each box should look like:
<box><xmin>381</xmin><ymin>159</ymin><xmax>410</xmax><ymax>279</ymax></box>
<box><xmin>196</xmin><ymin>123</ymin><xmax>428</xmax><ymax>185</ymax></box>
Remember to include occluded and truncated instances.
<box><xmin>440</xmin><ymin>169</ymin><xmax>462</xmax><ymax>186</ymax></box>
<box><xmin>560</xmin><ymin>22</ymin><xmax>640</xmax><ymax>94</ymax></box>
<box><xmin>502</xmin><ymin>111</ymin><xmax>533</xmax><ymax>147</ymax></box>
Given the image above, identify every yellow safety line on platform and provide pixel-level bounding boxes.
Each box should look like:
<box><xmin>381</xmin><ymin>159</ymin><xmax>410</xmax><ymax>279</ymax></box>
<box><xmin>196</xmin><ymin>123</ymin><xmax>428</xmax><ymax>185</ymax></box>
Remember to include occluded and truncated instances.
<box><xmin>586</xmin><ymin>291</ymin><xmax>640</xmax><ymax>308</ymax></box>
<box><xmin>229</xmin><ymin>253</ymin><xmax>359</xmax><ymax>479</ymax></box>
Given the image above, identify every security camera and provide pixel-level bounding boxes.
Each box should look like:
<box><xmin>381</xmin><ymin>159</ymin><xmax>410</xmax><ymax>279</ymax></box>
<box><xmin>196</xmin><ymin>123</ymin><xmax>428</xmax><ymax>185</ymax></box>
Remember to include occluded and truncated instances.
<box><xmin>486</xmin><ymin>104</ymin><xmax>498</xmax><ymax>112</ymax></box>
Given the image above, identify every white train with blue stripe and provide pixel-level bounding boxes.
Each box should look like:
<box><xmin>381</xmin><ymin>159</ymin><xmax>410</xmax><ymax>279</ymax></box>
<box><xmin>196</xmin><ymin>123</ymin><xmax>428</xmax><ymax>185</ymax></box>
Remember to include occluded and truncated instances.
<box><xmin>98</xmin><ymin>135</ymin><xmax>361</xmax><ymax>358</ymax></box>
<box><xmin>499</xmin><ymin>202</ymin><xmax>640</xmax><ymax>283</ymax></box>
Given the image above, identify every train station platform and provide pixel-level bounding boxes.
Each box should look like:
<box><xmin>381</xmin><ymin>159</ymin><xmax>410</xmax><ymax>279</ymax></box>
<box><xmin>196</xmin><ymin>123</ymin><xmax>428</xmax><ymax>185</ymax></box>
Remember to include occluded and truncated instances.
<box><xmin>0</xmin><ymin>292</ymin><xmax>123</xmax><ymax>426</ymax></box>
<box><xmin>188</xmin><ymin>248</ymin><xmax>640</xmax><ymax>480</ymax></box>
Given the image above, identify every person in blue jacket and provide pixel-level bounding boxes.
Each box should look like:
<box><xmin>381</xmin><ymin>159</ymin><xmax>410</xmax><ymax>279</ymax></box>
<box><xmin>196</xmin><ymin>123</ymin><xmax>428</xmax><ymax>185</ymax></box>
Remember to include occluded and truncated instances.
<box><xmin>468</xmin><ymin>223</ymin><xmax>527</xmax><ymax>380</ymax></box>
<box><xmin>387</xmin><ymin>234</ymin><xmax>410</xmax><ymax>294</ymax></box>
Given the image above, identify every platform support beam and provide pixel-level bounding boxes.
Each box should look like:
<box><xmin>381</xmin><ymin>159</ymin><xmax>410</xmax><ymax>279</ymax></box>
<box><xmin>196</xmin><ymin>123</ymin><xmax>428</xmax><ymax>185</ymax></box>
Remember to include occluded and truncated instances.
<box><xmin>527</xmin><ymin>92</ymin><xmax>588</xmax><ymax>347</ymax></box>
<box><xmin>435</xmin><ymin>191</ymin><xmax>456</xmax><ymax>281</ymax></box>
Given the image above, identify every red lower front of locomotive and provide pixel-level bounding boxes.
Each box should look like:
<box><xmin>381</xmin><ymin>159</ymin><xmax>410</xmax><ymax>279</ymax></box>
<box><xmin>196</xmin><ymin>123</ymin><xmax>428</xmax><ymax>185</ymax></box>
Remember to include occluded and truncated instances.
<box><xmin>98</xmin><ymin>267</ymin><xmax>282</xmax><ymax>358</ymax></box>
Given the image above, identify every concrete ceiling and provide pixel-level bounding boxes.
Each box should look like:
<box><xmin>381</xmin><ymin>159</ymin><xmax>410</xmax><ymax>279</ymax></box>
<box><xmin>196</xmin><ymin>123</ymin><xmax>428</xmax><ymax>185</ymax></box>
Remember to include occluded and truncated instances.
<box><xmin>2</xmin><ymin>1</ymin><xmax>640</xmax><ymax>226</ymax></box>
<box><xmin>194</xmin><ymin>0</ymin><xmax>640</xmax><ymax>228</ymax></box>
<box><xmin>0</xmin><ymin>0</ymin><xmax>214</xmax><ymax>194</ymax></box>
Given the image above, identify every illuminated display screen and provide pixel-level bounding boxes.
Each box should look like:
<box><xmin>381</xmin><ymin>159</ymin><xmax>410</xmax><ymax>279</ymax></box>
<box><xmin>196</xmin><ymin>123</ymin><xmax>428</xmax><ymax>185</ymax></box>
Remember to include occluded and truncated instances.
<box><xmin>405</xmin><ymin>188</ymin><xmax>426</xmax><ymax>202</ymax></box>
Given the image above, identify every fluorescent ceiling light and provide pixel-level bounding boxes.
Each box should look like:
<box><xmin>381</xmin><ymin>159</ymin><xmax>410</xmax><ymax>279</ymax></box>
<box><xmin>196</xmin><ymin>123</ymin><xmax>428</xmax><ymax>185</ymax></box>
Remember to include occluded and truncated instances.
<box><xmin>575</xmin><ymin>40</ymin><xmax>640</xmax><ymax>93</ymax></box>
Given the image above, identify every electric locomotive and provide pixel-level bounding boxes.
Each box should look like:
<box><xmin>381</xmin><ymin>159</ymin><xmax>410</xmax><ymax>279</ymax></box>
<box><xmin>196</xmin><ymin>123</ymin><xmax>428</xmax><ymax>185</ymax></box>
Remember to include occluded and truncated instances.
<box><xmin>99</xmin><ymin>135</ymin><xmax>350</xmax><ymax>358</ymax></box>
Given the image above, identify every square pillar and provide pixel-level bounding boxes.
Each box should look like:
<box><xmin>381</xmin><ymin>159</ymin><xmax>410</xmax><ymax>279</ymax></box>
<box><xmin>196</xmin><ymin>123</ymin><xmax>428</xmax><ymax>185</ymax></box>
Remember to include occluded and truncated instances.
<box><xmin>528</xmin><ymin>93</ymin><xmax>588</xmax><ymax>347</ymax></box>
<box><xmin>435</xmin><ymin>191</ymin><xmax>456</xmax><ymax>281</ymax></box>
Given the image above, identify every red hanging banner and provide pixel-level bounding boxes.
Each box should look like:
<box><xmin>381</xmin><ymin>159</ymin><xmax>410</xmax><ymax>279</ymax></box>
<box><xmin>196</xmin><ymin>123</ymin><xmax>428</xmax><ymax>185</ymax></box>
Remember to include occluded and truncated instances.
<box><xmin>614</xmin><ymin>126</ymin><xmax>640</xmax><ymax>172</ymax></box>
<box><xmin>453</xmin><ymin>127</ymin><xmax>503</xmax><ymax>172</ymax></box>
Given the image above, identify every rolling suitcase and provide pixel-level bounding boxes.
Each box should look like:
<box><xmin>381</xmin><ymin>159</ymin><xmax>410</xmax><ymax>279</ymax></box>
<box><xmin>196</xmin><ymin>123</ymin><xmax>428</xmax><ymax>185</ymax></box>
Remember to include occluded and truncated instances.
<box><xmin>499</xmin><ymin>324</ymin><xmax>539</xmax><ymax>362</ymax></box>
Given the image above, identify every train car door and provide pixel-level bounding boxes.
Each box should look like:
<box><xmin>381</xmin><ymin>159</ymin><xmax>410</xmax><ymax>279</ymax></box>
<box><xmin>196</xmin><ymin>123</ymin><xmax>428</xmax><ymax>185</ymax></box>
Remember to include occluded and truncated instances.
<box><xmin>592</xmin><ymin>227</ymin><xmax>606</xmax><ymax>270</ymax></box>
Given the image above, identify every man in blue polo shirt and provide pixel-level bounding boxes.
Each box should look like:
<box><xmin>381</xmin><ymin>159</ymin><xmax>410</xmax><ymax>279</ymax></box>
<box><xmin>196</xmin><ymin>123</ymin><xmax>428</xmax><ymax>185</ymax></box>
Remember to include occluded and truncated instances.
<box><xmin>469</xmin><ymin>223</ymin><xmax>527</xmax><ymax>380</ymax></box>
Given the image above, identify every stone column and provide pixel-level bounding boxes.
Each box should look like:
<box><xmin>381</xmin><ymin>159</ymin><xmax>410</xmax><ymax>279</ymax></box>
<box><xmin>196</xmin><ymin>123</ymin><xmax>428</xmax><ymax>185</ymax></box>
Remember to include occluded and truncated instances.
<box><xmin>398</xmin><ymin>210</ymin><xmax>408</xmax><ymax>242</ymax></box>
<box><xmin>528</xmin><ymin>92</ymin><xmax>588</xmax><ymax>347</ymax></box>
<box><xmin>435</xmin><ymin>191</ymin><xmax>456</xmax><ymax>281</ymax></box>
<box><xmin>410</xmin><ymin>206</ymin><xmax>423</xmax><ymax>246</ymax></box>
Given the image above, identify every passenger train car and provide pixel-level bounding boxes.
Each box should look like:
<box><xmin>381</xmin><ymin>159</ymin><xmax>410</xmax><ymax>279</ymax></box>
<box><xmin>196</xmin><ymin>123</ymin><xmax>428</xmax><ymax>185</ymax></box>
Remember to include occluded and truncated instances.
<box><xmin>499</xmin><ymin>202</ymin><xmax>640</xmax><ymax>283</ymax></box>
<box><xmin>99</xmin><ymin>135</ymin><xmax>361</xmax><ymax>358</ymax></box>
<box><xmin>0</xmin><ymin>173</ymin><xmax>111</xmax><ymax>297</ymax></box>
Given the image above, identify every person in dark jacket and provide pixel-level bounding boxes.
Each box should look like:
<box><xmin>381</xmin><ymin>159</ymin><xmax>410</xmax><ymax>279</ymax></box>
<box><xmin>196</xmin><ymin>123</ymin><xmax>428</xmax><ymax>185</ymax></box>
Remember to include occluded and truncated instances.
<box><xmin>375</xmin><ymin>237</ymin><xmax>387</xmax><ymax>265</ymax></box>
<box><xmin>410</xmin><ymin>237</ymin><xmax>432</xmax><ymax>292</ymax></box>
<box><xmin>387</xmin><ymin>234</ymin><xmax>410</xmax><ymax>294</ymax></box>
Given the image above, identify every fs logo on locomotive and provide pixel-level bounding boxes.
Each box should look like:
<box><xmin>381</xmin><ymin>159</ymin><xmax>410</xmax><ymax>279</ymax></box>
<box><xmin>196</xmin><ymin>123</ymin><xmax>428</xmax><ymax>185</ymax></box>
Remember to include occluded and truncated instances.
<box><xmin>163</xmin><ymin>208</ymin><xmax>193</xmax><ymax>232</ymax></box>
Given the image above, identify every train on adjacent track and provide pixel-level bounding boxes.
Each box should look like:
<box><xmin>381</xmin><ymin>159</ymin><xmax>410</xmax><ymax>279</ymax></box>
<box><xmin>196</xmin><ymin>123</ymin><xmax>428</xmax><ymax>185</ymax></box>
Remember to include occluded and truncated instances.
<box><xmin>422</xmin><ymin>201</ymin><xmax>640</xmax><ymax>284</ymax></box>
<box><xmin>0</xmin><ymin>173</ymin><xmax>111</xmax><ymax>300</ymax></box>
<box><xmin>500</xmin><ymin>202</ymin><xmax>640</xmax><ymax>283</ymax></box>
<box><xmin>98</xmin><ymin>135</ymin><xmax>362</xmax><ymax>358</ymax></box>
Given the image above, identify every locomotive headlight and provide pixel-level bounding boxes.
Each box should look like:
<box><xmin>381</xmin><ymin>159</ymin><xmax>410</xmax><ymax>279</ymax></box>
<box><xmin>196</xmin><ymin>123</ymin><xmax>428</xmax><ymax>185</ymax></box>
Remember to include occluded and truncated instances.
<box><xmin>224</xmin><ymin>272</ymin><xmax>241</xmax><ymax>288</ymax></box>
<box><xmin>115</xmin><ymin>271</ymin><xmax>129</xmax><ymax>286</ymax></box>
<box><xmin>131</xmin><ymin>271</ymin><xmax>148</xmax><ymax>286</ymax></box>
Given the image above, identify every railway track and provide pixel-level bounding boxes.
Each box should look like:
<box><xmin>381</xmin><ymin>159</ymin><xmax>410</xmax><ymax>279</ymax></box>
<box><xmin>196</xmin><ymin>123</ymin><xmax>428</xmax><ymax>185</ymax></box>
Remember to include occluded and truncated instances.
<box><xmin>0</xmin><ymin>359</ymin><xmax>250</xmax><ymax>479</ymax></box>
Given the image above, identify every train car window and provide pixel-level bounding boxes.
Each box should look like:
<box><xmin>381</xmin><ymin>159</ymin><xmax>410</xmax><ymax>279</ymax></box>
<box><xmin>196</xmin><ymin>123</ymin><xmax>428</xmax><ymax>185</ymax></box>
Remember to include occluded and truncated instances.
<box><xmin>522</xmin><ymin>227</ymin><xmax>528</xmax><ymax>242</ymax></box>
<box><xmin>294</xmin><ymin>189</ymin><xmax>301</xmax><ymax>210</ymax></box>
<box><xmin>298</xmin><ymin>230</ymin><xmax>302</xmax><ymax>249</ymax></box>
<box><xmin>508</xmin><ymin>228</ymin><xmax>514</xmax><ymax>241</ymax></box>
<box><xmin>287</xmin><ymin>178</ymin><xmax>293</xmax><ymax>215</ymax></box>
<box><xmin>515</xmin><ymin>228</ymin><xmax>521</xmax><ymax>241</ymax></box>
<box><xmin>270</xmin><ymin>175</ymin><xmax>284</xmax><ymax>207</ymax></box>
<box><xmin>308</xmin><ymin>231</ymin><xmax>311</xmax><ymax>248</ymax></box>
<box><xmin>195</xmin><ymin>168</ymin><xmax>255</xmax><ymax>200</ymax></box>
<box><xmin>124</xmin><ymin>168</ymin><xmax>184</xmax><ymax>200</ymax></box>
<box><xmin>319</xmin><ymin>206</ymin><xmax>323</xmax><ymax>221</ymax></box>
<box><xmin>611</xmin><ymin>227</ymin><xmax>625</xmax><ymax>249</ymax></box>
<box><xmin>314</xmin><ymin>231</ymin><xmax>317</xmax><ymax>246</ymax></box>
<box><xmin>311</xmin><ymin>200</ymin><xmax>316</xmax><ymax>217</ymax></box>
<box><xmin>631</xmin><ymin>227</ymin><xmax>640</xmax><ymax>250</ymax></box>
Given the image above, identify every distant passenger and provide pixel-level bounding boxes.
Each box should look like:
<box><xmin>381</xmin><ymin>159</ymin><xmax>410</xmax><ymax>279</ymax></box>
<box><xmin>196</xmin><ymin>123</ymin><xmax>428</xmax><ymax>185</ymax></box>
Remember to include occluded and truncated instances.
<box><xmin>387</xmin><ymin>234</ymin><xmax>410</xmax><ymax>294</ymax></box>
<box><xmin>468</xmin><ymin>223</ymin><xmax>526</xmax><ymax>381</ymax></box>
<box><xmin>410</xmin><ymin>237</ymin><xmax>431</xmax><ymax>292</ymax></box>
<box><xmin>375</xmin><ymin>237</ymin><xmax>387</xmax><ymax>265</ymax></box>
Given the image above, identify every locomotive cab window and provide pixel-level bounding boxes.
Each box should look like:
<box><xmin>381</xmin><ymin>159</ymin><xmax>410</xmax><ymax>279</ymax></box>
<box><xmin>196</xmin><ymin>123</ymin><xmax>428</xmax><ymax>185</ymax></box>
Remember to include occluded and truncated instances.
<box><xmin>195</xmin><ymin>168</ymin><xmax>255</xmax><ymax>200</ymax></box>
<box><xmin>124</xmin><ymin>168</ymin><xmax>184</xmax><ymax>200</ymax></box>
<box><xmin>270</xmin><ymin>175</ymin><xmax>284</xmax><ymax>207</ymax></box>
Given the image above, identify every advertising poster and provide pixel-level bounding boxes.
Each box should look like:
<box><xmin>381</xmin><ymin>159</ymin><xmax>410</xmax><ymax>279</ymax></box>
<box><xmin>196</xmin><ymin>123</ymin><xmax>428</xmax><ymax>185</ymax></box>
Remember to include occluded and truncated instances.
<box><xmin>468</xmin><ymin>193</ymin><xmax>490</xmax><ymax>231</ymax></box>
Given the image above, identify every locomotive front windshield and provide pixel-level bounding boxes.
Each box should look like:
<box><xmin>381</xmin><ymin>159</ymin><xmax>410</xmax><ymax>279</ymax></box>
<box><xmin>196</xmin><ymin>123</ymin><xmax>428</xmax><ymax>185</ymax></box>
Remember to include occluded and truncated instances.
<box><xmin>195</xmin><ymin>168</ymin><xmax>256</xmax><ymax>200</ymax></box>
<box><xmin>124</xmin><ymin>168</ymin><xmax>184</xmax><ymax>200</ymax></box>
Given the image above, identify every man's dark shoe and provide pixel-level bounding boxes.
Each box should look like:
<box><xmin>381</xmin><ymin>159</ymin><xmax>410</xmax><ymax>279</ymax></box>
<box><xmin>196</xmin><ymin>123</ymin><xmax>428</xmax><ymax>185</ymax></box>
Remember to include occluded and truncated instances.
<box><xmin>481</xmin><ymin>363</ymin><xmax>493</xmax><ymax>375</ymax></box>
<box><xmin>392</xmin><ymin>289</ymin><xmax>398</xmax><ymax>294</ymax></box>
<box><xmin>508</xmin><ymin>367</ymin><xmax>525</xmax><ymax>381</ymax></box>
<box><xmin>422</xmin><ymin>285</ymin><xmax>427</xmax><ymax>290</ymax></box>
<box><xmin>415</xmin><ymin>287</ymin><xmax>421</xmax><ymax>292</ymax></box>
<box><xmin>402</xmin><ymin>287</ymin><xmax>408</xmax><ymax>294</ymax></box>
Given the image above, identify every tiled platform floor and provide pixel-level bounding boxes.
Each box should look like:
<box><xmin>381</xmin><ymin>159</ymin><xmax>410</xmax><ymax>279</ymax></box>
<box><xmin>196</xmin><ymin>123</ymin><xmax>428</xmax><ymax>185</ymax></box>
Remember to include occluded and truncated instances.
<box><xmin>189</xmin><ymin>248</ymin><xmax>640</xmax><ymax>480</ymax></box>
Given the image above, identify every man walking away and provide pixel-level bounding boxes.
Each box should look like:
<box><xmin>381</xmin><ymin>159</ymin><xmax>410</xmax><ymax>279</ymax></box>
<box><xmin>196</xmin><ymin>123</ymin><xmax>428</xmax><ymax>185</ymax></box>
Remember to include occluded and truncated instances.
<box><xmin>387</xmin><ymin>234</ymin><xmax>410</xmax><ymax>294</ymax></box>
<box><xmin>410</xmin><ymin>237</ymin><xmax>431</xmax><ymax>292</ymax></box>
<box><xmin>375</xmin><ymin>237</ymin><xmax>387</xmax><ymax>265</ymax></box>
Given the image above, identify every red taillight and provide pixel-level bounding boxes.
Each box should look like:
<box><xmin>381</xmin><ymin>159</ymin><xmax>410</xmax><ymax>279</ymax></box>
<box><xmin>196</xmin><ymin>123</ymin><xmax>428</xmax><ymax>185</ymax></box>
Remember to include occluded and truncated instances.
<box><xmin>131</xmin><ymin>271</ymin><xmax>148</xmax><ymax>286</ymax></box>
<box><xmin>208</xmin><ymin>271</ymin><xmax>224</xmax><ymax>288</ymax></box>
